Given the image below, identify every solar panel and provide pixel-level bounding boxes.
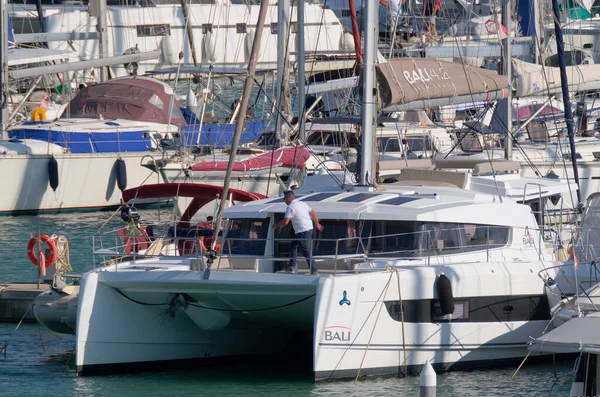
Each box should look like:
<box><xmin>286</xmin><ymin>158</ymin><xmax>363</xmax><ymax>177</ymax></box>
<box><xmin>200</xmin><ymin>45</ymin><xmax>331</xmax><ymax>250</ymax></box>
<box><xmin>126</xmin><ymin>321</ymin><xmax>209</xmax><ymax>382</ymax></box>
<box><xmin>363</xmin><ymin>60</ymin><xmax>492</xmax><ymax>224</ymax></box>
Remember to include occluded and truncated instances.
<box><xmin>298</xmin><ymin>192</ymin><xmax>339</xmax><ymax>202</ymax></box>
<box><xmin>379</xmin><ymin>196</ymin><xmax>421</xmax><ymax>206</ymax></box>
<box><xmin>338</xmin><ymin>193</ymin><xmax>376</xmax><ymax>203</ymax></box>
<box><xmin>264</xmin><ymin>197</ymin><xmax>285</xmax><ymax>204</ymax></box>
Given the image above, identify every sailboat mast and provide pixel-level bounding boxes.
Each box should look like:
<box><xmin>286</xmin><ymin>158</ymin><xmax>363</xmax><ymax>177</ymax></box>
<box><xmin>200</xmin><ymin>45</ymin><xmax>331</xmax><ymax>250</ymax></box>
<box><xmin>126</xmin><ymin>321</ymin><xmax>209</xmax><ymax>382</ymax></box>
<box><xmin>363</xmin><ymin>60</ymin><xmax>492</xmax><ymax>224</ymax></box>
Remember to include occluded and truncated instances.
<box><xmin>0</xmin><ymin>0</ymin><xmax>9</xmax><ymax>137</ymax></box>
<box><xmin>550</xmin><ymin>0</ymin><xmax>582</xmax><ymax>205</ymax></box>
<box><xmin>502</xmin><ymin>0</ymin><xmax>512</xmax><ymax>160</ymax></box>
<box><xmin>359</xmin><ymin>0</ymin><xmax>378</xmax><ymax>186</ymax></box>
<box><xmin>275</xmin><ymin>0</ymin><xmax>291</xmax><ymax>139</ymax></box>
<box><xmin>208</xmin><ymin>0</ymin><xmax>270</xmax><ymax>265</ymax></box>
<box><xmin>297</xmin><ymin>0</ymin><xmax>306</xmax><ymax>141</ymax></box>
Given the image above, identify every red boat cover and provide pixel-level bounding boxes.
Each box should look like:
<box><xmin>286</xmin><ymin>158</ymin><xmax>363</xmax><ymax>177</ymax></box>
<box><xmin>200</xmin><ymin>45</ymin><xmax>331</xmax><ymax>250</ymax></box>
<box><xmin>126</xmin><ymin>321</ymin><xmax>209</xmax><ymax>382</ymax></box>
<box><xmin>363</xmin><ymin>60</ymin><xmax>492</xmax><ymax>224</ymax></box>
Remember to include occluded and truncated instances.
<box><xmin>67</xmin><ymin>76</ymin><xmax>187</xmax><ymax>126</ymax></box>
<box><xmin>122</xmin><ymin>183</ymin><xmax>266</xmax><ymax>226</ymax></box>
<box><xmin>190</xmin><ymin>146</ymin><xmax>310</xmax><ymax>172</ymax></box>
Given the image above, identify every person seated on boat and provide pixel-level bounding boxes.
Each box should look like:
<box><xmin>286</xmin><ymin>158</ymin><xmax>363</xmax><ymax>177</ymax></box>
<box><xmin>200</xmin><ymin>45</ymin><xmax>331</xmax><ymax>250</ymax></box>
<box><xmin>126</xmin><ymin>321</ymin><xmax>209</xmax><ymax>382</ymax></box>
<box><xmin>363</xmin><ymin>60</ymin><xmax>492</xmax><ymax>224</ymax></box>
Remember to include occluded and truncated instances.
<box><xmin>196</xmin><ymin>216</ymin><xmax>214</xmax><ymax>230</ymax></box>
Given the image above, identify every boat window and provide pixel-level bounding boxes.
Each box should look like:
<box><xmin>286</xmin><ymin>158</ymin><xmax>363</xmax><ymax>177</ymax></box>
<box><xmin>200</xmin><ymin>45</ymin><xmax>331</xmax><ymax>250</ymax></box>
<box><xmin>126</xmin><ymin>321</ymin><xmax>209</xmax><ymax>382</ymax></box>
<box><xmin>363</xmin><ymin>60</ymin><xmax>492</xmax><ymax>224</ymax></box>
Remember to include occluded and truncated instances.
<box><xmin>136</xmin><ymin>24</ymin><xmax>171</xmax><ymax>37</ymax></box>
<box><xmin>457</xmin><ymin>132</ymin><xmax>483</xmax><ymax>153</ymax></box>
<box><xmin>462</xmin><ymin>224</ymin><xmax>510</xmax><ymax>251</ymax></box>
<box><xmin>306</xmin><ymin>131</ymin><xmax>356</xmax><ymax>147</ymax></box>
<box><xmin>223</xmin><ymin>218</ymin><xmax>269</xmax><ymax>255</ymax></box>
<box><xmin>405</xmin><ymin>136</ymin><xmax>433</xmax><ymax>152</ymax></box>
<box><xmin>270</xmin><ymin>218</ymin><xmax>509</xmax><ymax>258</ymax></box>
<box><xmin>148</xmin><ymin>94</ymin><xmax>164</xmax><ymax>110</ymax></box>
<box><xmin>236</xmin><ymin>23</ymin><xmax>247</xmax><ymax>34</ymax></box>
<box><xmin>384</xmin><ymin>137</ymin><xmax>402</xmax><ymax>153</ymax></box>
<box><xmin>254</xmin><ymin>132</ymin><xmax>279</xmax><ymax>147</ymax></box>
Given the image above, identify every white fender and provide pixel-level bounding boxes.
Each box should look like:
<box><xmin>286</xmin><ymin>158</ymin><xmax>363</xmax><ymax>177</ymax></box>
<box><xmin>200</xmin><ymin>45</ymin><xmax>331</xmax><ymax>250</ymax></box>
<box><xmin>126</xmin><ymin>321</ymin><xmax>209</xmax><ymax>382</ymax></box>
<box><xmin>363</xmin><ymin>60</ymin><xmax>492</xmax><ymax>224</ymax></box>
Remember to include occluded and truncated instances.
<box><xmin>186</xmin><ymin>88</ymin><xmax>198</xmax><ymax>108</ymax></box>
<box><xmin>203</xmin><ymin>31</ymin><xmax>217</xmax><ymax>63</ymax></box>
<box><xmin>244</xmin><ymin>28</ymin><xmax>255</xmax><ymax>62</ymax></box>
<box><xmin>160</xmin><ymin>35</ymin><xmax>178</xmax><ymax>65</ymax></box>
<box><xmin>340</xmin><ymin>32</ymin><xmax>355</xmax><ymax>51</ymax></box>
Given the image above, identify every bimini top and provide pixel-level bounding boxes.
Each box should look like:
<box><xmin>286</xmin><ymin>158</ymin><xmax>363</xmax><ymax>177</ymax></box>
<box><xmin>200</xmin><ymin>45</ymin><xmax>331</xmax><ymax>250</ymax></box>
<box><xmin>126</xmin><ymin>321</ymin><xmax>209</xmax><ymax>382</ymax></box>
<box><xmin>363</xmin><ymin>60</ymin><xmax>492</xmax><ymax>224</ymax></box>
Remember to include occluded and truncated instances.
<box><xmin>123</xmin><ymin>183</ymin><xmax>266</xmax><ymax>225</ymax></box>
<box><xmin>223</xmin><ymin>185</ymin><xmax>536</xmax><ymax>228</ymax></box>
<box><xmin>66</xmin><ymin>76</ymin><xmax>187</xmax><ymax>126</ymax></box>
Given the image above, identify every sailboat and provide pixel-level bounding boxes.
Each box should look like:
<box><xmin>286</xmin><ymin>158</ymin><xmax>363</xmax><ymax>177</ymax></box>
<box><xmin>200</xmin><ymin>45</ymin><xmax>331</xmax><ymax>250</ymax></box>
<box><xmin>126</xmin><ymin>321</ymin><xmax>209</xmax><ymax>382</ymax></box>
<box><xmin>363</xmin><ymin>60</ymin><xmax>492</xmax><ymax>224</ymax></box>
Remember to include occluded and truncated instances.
<box><xmin>0</xmin><ymin>6</ymin><xmax>184</xmax><ymax>214</ymax></box>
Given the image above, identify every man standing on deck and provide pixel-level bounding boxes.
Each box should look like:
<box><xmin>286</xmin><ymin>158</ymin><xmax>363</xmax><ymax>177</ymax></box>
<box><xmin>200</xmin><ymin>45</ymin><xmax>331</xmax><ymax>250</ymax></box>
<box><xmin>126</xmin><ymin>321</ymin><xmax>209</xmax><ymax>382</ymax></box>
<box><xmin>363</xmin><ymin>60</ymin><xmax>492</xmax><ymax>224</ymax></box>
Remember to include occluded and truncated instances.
<box><xmin>272</xmin><ymin>190</ymin><xmax>324</xmax><ymax>275</ymax></box>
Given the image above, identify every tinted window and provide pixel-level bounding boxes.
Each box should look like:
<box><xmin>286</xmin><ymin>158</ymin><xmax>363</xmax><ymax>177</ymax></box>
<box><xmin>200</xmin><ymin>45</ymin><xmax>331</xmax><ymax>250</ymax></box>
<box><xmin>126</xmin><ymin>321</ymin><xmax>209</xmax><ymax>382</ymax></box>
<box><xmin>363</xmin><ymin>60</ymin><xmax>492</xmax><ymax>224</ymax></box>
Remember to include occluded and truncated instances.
<box><xmin>223</xmin><ymin>218</ymin><xmax>269</xmax><ymax>255</ymax></box>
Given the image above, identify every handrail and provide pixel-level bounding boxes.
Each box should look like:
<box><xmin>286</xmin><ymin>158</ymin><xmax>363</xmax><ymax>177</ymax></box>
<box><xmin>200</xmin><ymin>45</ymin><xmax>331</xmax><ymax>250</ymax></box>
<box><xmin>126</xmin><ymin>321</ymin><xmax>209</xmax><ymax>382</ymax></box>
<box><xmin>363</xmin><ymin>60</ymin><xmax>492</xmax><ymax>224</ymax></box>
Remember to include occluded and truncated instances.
<box><xmin>92</xmin><ymin>222</ymin><xmax>548</xmax><ymax>273</ymax></box>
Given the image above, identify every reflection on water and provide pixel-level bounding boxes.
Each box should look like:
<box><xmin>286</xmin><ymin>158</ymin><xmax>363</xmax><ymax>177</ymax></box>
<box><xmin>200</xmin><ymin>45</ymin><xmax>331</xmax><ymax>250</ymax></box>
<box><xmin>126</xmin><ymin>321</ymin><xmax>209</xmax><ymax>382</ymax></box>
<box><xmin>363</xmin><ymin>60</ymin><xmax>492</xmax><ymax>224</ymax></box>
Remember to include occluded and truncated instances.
<box><xmin>0</xmin><ymin>208</ymin><xmax>180</xmax><ymax>282</ymax></box>
<box><xmin>0</xmin><ymin>323</ymin><xmax>575</xmax><ymax>397</ymax></box>
<box><xmin>0</xmin><ymin>210</ymin><xmax>577</xmax><ymax>396</ymax></box>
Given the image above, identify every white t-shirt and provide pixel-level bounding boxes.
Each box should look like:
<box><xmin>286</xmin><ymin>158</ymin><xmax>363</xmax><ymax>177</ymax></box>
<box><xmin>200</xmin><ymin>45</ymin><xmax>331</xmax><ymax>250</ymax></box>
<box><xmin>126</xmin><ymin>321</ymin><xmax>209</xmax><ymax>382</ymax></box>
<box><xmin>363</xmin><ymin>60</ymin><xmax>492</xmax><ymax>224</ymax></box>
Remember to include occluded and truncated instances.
<box><xmin>285</xmin><ymin>199</ymin><xmax>314</xmax><ymax>233</ymax></box>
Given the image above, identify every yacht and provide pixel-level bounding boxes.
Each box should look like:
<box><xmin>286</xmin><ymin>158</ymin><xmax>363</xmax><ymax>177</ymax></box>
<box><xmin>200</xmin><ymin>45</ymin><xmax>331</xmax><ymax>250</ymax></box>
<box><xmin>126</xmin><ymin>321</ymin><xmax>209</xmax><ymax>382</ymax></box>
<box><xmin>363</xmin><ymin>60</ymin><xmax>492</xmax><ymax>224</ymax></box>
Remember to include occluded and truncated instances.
<box><xmin>74</xmin><ymin>180</ymin><xmax>569</xmax><ymax>378</ymax></box>
<box><xmin>10</xmin><ymin>0</ymin><xmax>353</xmax><ymax>77</ymax></box>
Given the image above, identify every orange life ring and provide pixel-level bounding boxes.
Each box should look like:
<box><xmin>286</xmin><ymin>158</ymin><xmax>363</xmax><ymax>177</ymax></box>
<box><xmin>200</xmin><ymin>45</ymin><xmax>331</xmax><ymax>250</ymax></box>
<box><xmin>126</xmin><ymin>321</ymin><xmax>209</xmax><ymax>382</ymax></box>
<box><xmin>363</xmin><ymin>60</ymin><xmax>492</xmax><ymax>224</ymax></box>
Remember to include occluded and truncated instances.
<box><xmin>31</xmin><ymin>107</ymin><xmax>47</xmax><ymax>122</ymax></box>
<box><xmin>27</xmin><ymin>234</ymin><xmax>58</xmax><ymax>267</ymax></box>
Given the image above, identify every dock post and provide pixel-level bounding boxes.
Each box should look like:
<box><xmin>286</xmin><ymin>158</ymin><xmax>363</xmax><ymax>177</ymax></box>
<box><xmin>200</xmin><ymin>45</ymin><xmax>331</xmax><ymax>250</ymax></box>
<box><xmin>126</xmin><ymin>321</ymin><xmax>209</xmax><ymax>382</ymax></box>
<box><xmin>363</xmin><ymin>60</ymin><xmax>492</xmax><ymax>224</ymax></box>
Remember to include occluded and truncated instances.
<box><xmin>420</xmin><ymin>360</ymin><xmax>436</xmax><ymax>397</ymax></box>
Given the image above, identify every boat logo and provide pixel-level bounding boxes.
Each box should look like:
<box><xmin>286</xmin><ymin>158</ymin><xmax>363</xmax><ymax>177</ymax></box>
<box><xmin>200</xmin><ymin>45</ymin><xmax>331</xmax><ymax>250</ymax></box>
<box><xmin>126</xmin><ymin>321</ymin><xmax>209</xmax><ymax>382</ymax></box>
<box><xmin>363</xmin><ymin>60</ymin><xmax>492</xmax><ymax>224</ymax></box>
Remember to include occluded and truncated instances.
<box><xmin>339</xmin><ymin>291</ymin><xmax>351</xmax><ymax>306</ymax></box>
<box><xmin>324</xmin><ymin>326</ymin><xmax>351</xmax><ymax>342</ymax></box>
<box><xmin>522</xmin><ymin>226</ymin><xmax>534</xmax><ymax>246</ymax></box>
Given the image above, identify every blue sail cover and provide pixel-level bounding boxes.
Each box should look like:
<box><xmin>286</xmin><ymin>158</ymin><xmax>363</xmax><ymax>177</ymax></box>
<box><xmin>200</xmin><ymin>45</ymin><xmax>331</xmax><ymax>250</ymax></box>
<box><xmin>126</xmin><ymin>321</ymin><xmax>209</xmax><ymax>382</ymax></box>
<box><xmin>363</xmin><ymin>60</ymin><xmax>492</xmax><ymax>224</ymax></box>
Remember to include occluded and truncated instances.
<box><xmin>179</xmin><ymin>120</ymin><xmax>265</xmax><ymax>148</ymax></box>
<box><xmin>517</xmin><ymin>0</ymin><xmax>535</xmax><ymax>37</ymax></box>
<box><xmin>8</xmin><ymin>17</ymin><xmax>15</xmax><ymax>49</ymax></box>
<box><xmin>9</xmin><ymin>124</ymin><xmax>153</xmax><ymax>153</ymax></box>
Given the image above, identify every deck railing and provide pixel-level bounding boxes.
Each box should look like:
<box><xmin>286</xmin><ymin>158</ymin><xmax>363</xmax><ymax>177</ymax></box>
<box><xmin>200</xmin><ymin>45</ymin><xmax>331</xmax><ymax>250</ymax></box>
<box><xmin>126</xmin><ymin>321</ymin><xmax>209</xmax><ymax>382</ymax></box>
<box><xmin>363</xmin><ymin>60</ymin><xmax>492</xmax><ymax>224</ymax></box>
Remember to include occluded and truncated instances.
<box><xmin>92</xmin><ymin>223</ymin><xmax>548</xmax><ymax>274</ymax></box>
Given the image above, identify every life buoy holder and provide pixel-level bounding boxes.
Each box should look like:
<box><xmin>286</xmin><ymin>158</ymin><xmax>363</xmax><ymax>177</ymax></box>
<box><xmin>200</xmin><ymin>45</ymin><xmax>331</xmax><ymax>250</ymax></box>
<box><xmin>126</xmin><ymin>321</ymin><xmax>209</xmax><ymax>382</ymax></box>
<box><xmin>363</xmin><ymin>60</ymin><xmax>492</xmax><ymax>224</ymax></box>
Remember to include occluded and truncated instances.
<box><xmin>31</xmin><ymin>107</ymin><xmax>47</xmax><ymax>122</ymax></box>
<box><xmin>27</xmin><ymin>234</ymin><xmax>58</xmax><ymax>267</ymax></box>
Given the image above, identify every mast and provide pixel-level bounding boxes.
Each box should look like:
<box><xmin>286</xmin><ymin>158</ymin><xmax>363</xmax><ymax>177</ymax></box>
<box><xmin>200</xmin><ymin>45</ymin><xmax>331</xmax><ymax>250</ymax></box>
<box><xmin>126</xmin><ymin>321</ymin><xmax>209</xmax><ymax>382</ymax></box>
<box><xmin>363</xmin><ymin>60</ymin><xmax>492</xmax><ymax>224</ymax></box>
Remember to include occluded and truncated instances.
<box><xmin>275</xmin><ymin>0</ymin><xmax>292</xmax><ymax>141</ymax></box>
<box><xmin>90</xmin><ymin>0</ymin><xmax>109</xmax><ymax>81</ymax></box>
<box><xmin>180</xmin><ymin>0</ymin><xmax>198</xmax><ymax>67</ymax></box>
<box><xmin>550</xmin><ymin>0</ymin><xmax>582</xmax><ymax>205</ymax></box>
<box><xmin>1</xmin><ymin>0</ymin><xmax>9</xmax><ymax>137</ymax></box>
<box><xmin>206</xmin><ymin>0</ymin><xmax>270</xmax><ymax>278</ymax></box>
<box><xmin>297</xmin><ymin>0</ymin><xmax>306</xmax><ymax>141</ymax></box>
<box><xmin>359</xmin><ymin>0</ymin><xmax>378</xmax><ymax>186</ymax></box>
<box><xmin>502</xmin><ymin>0</ymin><xmax>512</xmax><ymax>160</ymax></box>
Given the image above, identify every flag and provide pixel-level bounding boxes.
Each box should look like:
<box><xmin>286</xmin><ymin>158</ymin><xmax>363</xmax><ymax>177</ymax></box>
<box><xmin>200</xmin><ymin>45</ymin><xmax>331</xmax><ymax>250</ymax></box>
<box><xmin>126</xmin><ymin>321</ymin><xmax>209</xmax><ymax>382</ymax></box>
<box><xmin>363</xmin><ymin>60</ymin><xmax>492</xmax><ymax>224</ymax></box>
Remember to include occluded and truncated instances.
<box><xmin>485</xmin><ymin>20</ymin><xmax>509</xmax><ymax>40</ymax></box>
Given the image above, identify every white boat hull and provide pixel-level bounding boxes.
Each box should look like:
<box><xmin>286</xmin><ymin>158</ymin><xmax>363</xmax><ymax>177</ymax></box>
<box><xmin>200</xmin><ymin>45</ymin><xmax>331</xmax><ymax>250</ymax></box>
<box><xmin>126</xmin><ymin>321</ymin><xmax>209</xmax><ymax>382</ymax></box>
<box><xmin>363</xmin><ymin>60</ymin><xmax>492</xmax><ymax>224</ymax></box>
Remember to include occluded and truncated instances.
<box><xmin>38</xmin><ymin>4</ymin><xmax>348</xmax><ymax>77</ymax></box>
<box><xmin>76</xmin><ymin>266</ymin><xmax>318</xmax><ymax>374</ymax></box>
<box><xmin>0</xmin><ymin>150</ymin><xmax>161</xmax><ymax>214</ymax></box>
<box><xmin>313</xmin><ymin>263</ymin><xmax>552</xmax><ymax>379</ymax></box>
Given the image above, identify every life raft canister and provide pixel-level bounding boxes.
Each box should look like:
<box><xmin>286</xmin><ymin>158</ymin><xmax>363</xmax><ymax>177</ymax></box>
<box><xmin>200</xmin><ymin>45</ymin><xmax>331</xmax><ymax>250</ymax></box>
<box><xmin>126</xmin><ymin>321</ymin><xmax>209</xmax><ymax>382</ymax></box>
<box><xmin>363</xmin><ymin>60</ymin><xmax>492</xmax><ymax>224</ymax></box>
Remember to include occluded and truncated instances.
<box><xmin>27</xmin><ymin>234</ymin><xmax>58</xmax><ymax>267</ymax></box>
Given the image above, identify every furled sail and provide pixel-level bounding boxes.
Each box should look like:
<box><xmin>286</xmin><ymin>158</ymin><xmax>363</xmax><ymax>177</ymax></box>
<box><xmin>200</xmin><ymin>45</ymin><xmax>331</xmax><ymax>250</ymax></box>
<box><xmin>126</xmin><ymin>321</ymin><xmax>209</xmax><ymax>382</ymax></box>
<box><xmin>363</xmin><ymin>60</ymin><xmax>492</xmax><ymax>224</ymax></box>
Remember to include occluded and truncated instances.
<box><xmin>375</xmin><ymin>58</ymin><xmax>509</xmax><ymax>111</ymax></box>
<box><xmin>513</xmin><ymin>58</ymin><xmax>600</xmax><ymax>97</ymax></box>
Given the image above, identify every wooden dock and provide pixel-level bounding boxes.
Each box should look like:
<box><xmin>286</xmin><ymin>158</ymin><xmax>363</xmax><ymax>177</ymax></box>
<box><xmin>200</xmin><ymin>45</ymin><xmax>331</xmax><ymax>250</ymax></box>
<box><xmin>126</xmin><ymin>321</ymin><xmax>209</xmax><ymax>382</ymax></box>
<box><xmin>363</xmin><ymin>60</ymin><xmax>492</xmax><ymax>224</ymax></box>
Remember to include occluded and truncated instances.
<box><xmin>0</xmin><ymin>282</ymin><xmax>49</xmax><ymax>323</ymax></box>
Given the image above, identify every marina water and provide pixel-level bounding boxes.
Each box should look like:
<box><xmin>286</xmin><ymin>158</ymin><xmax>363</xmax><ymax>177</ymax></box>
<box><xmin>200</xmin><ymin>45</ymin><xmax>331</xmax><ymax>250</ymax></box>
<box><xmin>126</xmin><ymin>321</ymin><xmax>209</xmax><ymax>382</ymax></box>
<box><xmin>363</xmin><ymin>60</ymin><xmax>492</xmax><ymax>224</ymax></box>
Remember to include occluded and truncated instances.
<box><xmin>0</xmin><ymin>210</ymin><xmax>574</xmax><ymax>396</ymax></box>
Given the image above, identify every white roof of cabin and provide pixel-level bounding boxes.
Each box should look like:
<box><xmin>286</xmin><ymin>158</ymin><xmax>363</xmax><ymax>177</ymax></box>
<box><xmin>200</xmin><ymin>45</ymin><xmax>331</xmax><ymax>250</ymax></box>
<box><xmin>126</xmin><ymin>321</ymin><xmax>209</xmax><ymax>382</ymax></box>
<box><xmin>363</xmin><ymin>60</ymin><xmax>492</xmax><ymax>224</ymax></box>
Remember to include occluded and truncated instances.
<box><xmin>224</xmin><ymin>186</ymin><xmax>536</xmax><ymax>228</ymax></box>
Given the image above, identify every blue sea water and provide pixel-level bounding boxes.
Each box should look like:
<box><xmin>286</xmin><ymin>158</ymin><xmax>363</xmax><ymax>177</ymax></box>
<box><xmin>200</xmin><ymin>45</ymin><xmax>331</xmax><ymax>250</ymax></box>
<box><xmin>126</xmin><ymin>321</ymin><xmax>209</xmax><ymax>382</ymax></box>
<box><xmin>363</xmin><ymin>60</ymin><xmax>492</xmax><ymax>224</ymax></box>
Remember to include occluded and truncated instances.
<box><xmin>0</xmin><ymin>211</ymin><xmax>575</xmax><ymax>396</ymax></box>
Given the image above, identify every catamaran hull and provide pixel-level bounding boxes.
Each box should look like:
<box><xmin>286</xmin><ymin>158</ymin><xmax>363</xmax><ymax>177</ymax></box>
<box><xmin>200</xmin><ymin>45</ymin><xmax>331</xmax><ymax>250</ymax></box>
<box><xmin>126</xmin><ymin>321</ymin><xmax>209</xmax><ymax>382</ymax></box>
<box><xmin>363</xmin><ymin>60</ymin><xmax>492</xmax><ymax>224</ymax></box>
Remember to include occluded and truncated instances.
<box><xmin>75</xmin><ymin>269</ymin><xmax>318</xmax><ymax>375</ymax></box>
<box><xmin>76</xmin><ymin>258</ymin><xmax>554</xmax><ymax>379</ymax></box>
<box><xmin>313</xmin><ymin>264</ymin><xmax>552</xmax><ymax>380</ymax></box>
<box><xmin>0</xmin><ymin>152</ymin><xmax>161</xmax><ymax>214</ymax></box>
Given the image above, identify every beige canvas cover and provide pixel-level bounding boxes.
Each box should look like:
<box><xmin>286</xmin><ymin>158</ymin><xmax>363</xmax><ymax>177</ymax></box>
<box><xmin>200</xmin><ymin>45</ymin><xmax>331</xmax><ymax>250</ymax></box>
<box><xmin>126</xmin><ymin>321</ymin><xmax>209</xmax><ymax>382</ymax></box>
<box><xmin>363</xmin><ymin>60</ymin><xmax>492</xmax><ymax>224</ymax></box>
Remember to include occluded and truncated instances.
<box><xmin>513</xmin><ymin>58</ymin><xmax>600</xmax><ymax>97</ymax></box>
<box><xmin>375</xmin><ymin>58</ymin><xmax>509</xmax><ymax>108</ymax></box>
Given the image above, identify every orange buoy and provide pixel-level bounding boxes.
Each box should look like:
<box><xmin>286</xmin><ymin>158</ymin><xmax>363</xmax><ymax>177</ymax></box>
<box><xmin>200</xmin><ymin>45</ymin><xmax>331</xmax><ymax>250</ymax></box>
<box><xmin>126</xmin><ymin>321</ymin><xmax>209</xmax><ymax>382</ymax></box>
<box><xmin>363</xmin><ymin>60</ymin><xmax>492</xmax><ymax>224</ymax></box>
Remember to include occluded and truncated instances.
<box><xmin>31</xmin><ymin>107</ymin><xmax>47</xmax><ymax>122</ymax></box>
<box><xmin>27</xmin><ymin>234</ymin><xmax>58</xmax><ymax>267</ymax></box>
